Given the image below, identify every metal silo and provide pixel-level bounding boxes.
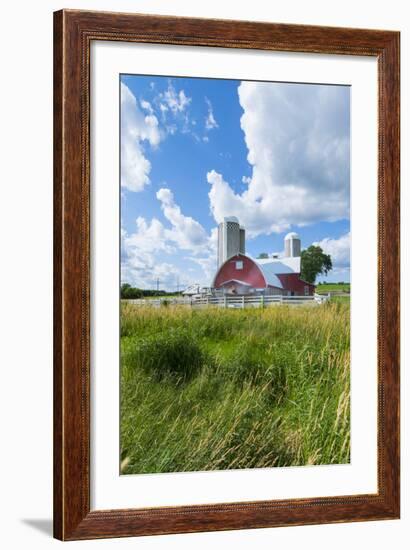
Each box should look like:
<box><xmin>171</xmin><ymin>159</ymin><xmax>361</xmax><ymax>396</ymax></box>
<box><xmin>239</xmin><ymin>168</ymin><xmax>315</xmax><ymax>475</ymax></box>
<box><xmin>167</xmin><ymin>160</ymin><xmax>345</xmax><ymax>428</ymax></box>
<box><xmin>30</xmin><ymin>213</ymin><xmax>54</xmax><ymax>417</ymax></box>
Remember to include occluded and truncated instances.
<box><xmin>217</xmin><ymin>217</ymin><xmax>241</xmax><ymax>267</ymax></box>
<box><xmin>239</xmin><ymin>226</ymin><xmax>246</xmax><ymax>254</ymax></box>
<box><xmin>284</xmin><ymin>232</ymin><xmax>301</xmax><ymax>257</ymax></box>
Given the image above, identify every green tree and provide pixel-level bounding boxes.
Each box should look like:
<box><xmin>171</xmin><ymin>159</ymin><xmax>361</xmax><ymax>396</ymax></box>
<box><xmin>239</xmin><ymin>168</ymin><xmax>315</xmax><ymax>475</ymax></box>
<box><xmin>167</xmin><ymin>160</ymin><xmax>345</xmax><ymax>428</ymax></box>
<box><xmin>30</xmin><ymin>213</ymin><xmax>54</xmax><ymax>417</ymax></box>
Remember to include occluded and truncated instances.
<box><xmin>257</xmin><ymin>252</ymin><xmax>269</xmax><ymax>259</ymax></box>
<box><xmin>300</xmin><ymin>245</ymin><xmax>332</xmax><ymax>284</ymax></box>
<box><xmin>121</xmin><ymin>283</ymin><xmax>131</xmax><ymax>297</ymax></box>
<box><xmin>121</xmin><ymin>283</ymin><xmax>143</xmax><ymax>299</ymax></box>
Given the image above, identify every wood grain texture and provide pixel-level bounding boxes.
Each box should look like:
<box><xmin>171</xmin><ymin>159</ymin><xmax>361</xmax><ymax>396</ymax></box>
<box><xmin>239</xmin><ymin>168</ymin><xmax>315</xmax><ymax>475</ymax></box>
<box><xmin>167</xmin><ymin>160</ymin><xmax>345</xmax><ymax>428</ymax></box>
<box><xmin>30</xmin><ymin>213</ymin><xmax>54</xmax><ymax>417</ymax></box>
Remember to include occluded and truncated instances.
<box><xmin>53</xmin><ymin>10</ymin><xmax>63</xmax><ymax>540</ymax></box>
<box><xmin>53</xmin><ymin>9</ymin><xmax>400</xmax><ymax>541</ymax></box>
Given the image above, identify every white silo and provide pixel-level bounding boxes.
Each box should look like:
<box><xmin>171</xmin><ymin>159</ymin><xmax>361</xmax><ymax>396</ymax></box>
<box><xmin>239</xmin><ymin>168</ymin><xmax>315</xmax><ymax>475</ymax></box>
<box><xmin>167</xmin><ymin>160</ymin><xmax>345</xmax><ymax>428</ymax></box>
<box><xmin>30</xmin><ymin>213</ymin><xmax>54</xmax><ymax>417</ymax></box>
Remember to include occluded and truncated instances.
<box><xmin>239</xmin><ymin>226</ymin><xmax>246</xmax><ymax>254</ymax></box>
<box><xmin>217</xmin><ymin>217</ymin><xmax>241</xmax><ymax>267</ymax></box>
<box><xmin>284</xmin><ymin>232</ymin><xmax>301</xmax><ymax>257</ymax></box>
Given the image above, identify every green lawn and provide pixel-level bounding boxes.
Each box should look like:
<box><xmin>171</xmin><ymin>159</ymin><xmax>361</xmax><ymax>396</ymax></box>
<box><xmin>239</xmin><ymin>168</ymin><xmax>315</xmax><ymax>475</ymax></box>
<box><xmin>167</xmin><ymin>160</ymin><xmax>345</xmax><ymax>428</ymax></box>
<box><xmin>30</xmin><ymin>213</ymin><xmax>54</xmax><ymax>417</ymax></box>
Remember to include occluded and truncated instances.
<box><xmin>316</xmin><ymin>283</ymin><xmax>350</xmax><ymax>294</ymax></box>
<box><xmin>120</xmin><ymin>302</ymin><xmax>350</xmax><ymax>474</ymax></box>
<box><xmin>142</xmin><ymin>294</ymin><xmax>181</xmax><ymax>300</ymax></box>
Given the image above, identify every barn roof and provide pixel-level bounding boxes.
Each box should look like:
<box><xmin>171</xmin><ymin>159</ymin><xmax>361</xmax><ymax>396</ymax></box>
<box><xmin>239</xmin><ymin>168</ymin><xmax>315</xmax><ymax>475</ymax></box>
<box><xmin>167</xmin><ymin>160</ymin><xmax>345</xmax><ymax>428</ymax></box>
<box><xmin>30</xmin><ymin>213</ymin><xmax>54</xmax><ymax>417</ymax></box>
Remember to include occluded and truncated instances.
<box><xmin>256</xmin><ymin>256</ymin><xmax>301</xmax><ymax>274</ymax></box>
<box><xmin>254</xmin><ymin>265</ymin><xmax>283</xmax><ymax>289</ymax></box>
<box><xmin>254</xmin><ymin>257</ymin><xmax>301</xmax><ymax>288</ymax></box>
<box><xmin>212</xmin><ymin>254</ymin><xmax>301</xmax><ymax>290</ymax></box>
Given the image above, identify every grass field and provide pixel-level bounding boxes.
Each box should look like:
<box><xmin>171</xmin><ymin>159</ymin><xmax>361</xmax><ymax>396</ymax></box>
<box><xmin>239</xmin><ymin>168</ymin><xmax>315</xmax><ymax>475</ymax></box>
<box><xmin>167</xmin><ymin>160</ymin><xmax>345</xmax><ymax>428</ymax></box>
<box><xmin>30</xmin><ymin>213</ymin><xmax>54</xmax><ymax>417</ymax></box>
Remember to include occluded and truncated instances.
<box><xmin>316</xmin><ymin>283</ymin><xmax>350</xmax><ymax>294</ymax></box>
<box><xmin>330</xmin><ymin>295</ymin><xmax>350</xmax><ymax>304</ymax></box>
<box><xmin>143</xmin><ymin>293</ymin><xmax>181</xmax><ymax>300</ymax></box>
<box><xmin>120</xmin><ymin>302</ymin><xmax>350</xmax><ymax>474</ymax></box>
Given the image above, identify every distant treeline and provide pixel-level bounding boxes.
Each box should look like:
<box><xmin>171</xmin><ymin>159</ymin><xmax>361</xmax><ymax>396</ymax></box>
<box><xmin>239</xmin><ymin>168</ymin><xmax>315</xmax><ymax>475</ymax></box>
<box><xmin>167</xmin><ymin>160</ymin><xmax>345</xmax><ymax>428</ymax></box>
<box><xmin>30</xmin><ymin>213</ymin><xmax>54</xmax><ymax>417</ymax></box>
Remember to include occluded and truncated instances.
<box><xmin>121</xmin><ymin>283</ymin><xmax>181</xmax><ymax>299</ymax></box>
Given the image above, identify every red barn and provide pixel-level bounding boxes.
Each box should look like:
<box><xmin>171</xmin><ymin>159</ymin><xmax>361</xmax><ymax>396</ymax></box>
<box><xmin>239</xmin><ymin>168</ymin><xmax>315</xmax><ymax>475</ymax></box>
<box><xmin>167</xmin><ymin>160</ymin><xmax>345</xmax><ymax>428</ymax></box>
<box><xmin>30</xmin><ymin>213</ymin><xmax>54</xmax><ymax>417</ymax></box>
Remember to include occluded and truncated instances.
<box><xmin>212</xmin><ymin>253</ymin><xmax>315</xmax><ymax>297</ymax></box>
<box><xmin>212</xmin><ymin>224</ymin><xmax>315</xmax><ymax>297</ymax></box>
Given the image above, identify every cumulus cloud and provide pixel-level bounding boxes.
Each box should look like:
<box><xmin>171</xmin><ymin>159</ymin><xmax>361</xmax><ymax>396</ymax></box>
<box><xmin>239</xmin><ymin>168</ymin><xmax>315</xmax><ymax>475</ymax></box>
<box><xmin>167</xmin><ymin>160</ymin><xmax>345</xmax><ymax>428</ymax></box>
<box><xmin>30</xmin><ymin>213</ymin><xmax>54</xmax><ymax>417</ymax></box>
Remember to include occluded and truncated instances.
<box><xmin>156</xmin><ymin>188</ymin><xmax>209</xmax><ymax>251</ymax></box>
<box><xmin>188</xmin><ymin>255</ymin><xmax>217</xmax><ymax>284</ymax></box>
<box><xmin>121</xmin><ymin>250</ymin><xmax>183</xmax><ymax>291</ymax></box>
<box><xmin>208</xmin><ymin>81</ymin><xmax>350</xmax><ymax>236</ymax></box>
<box><xmin>121</xmin><ymin>220</ymin><xmax>182</xmax><ymax>290</ymax></box>
<box><xmin>121</xmin><ymin>190</ymin><xmax>216</xmax><ymax>289</ymax></box>
<box><xmin>140</xmin><ymin>99</ymin><xmax>154</xmax><ymax>114</ymax></box>
<box><xmin>123</xmin><ymin>217</ymin><xmax>174</xmax><ymax>255</ymax></box>
<box><xmin>153</xmin><ymin>80</ymin><xmax>193</xmax><ymax>136</ymax></box>
<box><xmin>159</xmin><ymin>81</ymin><xmax>191</xmax><ymax>115</ymax></box>
<box><xmin>155</xmin><ymin>80</ymin><xmax>192</xmax><ymax>121</ymax></box>
<box><xmin>314</xmin><ymin>232</ymin><xmax>351</xmax><ymax>269</ymax></box>
<box><xmin>121</xmin><ymin>83</ymin><xmax>161</xmax><ymax>192</ymax></box>
<box><xmin>207</xmin><ymin>170</ymin><xmax>286</xmax><ymax>235</ymax></box>
<box><xmin>187</xmin><ymin>227</ymin><xmax>218</xmax><ymax>282</ymax></box>
<box><xmin>205</xmin><ymin>97</ymin><xmax>218</xmax><ymax>130</ymax></box>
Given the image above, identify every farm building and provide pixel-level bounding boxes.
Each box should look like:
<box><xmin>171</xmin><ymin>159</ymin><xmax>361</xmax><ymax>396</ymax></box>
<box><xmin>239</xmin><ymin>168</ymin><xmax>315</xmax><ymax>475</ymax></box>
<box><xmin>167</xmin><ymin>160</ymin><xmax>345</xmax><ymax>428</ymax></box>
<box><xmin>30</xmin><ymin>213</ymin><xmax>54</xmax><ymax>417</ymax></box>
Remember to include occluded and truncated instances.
<box><xmin>212</xmin><ymin>219</ymin><xmax>315</xmax><ymax>297</ymax></box>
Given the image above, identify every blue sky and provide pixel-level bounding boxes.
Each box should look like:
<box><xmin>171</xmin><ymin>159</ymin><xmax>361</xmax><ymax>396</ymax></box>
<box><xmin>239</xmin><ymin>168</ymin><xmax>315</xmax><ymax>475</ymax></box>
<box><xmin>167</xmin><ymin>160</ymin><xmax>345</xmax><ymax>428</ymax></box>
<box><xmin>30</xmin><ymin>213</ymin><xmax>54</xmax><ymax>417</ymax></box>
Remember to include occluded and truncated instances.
<box><xmin>121</xmin><ymin>74</ymin><xmax>350</xmax><ymax>291</ymax></box>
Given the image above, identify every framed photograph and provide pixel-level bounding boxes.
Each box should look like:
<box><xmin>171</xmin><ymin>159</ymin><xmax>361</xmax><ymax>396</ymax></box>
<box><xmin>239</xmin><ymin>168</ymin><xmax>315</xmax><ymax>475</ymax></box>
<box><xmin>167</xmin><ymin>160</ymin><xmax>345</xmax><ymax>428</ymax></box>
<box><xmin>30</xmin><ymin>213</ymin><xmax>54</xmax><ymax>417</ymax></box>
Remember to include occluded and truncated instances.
<box><xmin>54</xmin><ymin>9</ymin><xmax>400</xmax><ymax>540</ymax></box>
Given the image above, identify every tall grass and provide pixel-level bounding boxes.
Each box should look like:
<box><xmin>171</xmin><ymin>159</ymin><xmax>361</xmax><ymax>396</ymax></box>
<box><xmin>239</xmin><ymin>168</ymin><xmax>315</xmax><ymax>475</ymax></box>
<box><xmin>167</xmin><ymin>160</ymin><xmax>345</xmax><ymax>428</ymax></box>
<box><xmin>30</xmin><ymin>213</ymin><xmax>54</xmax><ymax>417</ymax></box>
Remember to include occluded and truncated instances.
<box><xmin>120</xmin><ymin>302</ymin><xmax>350</xmax><ymax>474</ymax></box>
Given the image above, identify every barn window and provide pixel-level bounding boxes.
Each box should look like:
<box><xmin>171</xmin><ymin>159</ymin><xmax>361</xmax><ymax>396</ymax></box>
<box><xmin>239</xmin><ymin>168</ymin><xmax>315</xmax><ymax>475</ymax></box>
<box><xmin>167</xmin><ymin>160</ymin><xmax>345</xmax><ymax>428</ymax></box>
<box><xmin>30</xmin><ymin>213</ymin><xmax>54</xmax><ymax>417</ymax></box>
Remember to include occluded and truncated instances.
<box><xmin>235</xmin><ymin>261</ymin><xmax>243</xmax><ymax>270</ymax></box>
<box><xmin>304</xmin><ymin>286</ymin><xmax>309</xmax><ymax>296</ymax></box>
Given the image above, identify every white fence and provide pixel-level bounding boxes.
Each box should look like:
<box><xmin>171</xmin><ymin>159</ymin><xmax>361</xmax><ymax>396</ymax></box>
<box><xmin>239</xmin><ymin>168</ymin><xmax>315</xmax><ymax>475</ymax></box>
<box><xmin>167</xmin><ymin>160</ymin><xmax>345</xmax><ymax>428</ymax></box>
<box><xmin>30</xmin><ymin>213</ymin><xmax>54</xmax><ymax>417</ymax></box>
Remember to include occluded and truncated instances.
<box><xmin>125</xmin><ymin>293</ymin><xmax>329</xmax><ymax>309</ymax></box>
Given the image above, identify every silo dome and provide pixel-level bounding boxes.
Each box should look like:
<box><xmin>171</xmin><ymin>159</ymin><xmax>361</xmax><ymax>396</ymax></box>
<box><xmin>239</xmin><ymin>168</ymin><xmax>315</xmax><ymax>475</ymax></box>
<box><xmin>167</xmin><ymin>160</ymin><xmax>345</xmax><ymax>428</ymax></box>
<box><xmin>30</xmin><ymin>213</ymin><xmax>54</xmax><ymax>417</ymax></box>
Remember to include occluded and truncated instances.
<box><xmin>285</xmin><ymin>232</ymin><xmax>299</xmax><ymax>240</ymax></box>
<box><xmin>224</xmin><ymin>216</ymin><xmax>239</xmax><ymax>223</ymax></box>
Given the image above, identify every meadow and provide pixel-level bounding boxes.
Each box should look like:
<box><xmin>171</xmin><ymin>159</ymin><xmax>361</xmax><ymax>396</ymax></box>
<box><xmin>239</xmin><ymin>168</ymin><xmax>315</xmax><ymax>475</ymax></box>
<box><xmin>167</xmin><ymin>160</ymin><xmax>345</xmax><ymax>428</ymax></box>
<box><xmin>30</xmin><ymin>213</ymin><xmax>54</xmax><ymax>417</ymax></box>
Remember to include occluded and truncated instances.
<box><xmin>120</xmin><ymin>301</ymin><xmax>350</xmax><ymax>474</ymax></box>
<box><xmin>316</xmin><ymin>283</ymin><xmax>350</xmax><ymax>294</ymax></box>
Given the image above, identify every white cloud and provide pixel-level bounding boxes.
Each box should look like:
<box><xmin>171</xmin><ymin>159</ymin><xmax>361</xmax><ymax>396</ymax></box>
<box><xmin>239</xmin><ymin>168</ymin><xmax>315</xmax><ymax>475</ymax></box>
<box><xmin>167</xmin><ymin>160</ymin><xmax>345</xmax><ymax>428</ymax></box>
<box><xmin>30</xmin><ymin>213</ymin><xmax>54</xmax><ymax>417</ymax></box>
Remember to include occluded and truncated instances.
<box><xmin>187</xmin><ymin>227</ymin><xmax>218</xmax><ymax>283</ymax></box>
<box><xmin>208</xmin><ymin>81</ymin><xmax>350</xmax><ymax>236</ymax></box>
<box><xmin>205</xmin><ymin>97</ymin><xmax>218</xmax><ymax>130</ymax></box>
<box><xmin>140</xmin><ymin>99</ymin><xmax>154</xmax><ymax>114</ymax></box>
<box><xmin>121</xmin><ymin>252</ymin><xmax>183</xmax><ymax>291</ymax></box>
<box><xmin>314</xmin><ymin>232</ymin><xmax>351</xmax><ymax>269</ymax></box>
<box><xmin>158</xmin><ymin>81</ymin><xmax>191</xmax><ymax>115</ymax></box>
<box><xmin>207</xmin><ymin>170</ymin><xmax>286</xmax><ymax>235</ymax></box>
<box><xmin>188</xmin><ymin>255</ymin><xmax>217</xmax><ymax>284</ymax></box>
<box><xmin>123</xmin><ymin>217</ymin><xmax>174</xmax><ymax>255</ymax></box>
<box><xmin>121</xmin><ymin>191</ymin><xmax>216</xmax><ymax>290</ymax></box>
<box><xmin>156</xmin><ymin>188</ymin><xmax>209</xmax><ymax>251</ymax></box>
<box><xmin>121</xmin><ymin>83</ymin><xmax>161</xmax><ymax>192</ymax></box>
<box><xmin>153</xmin><ymin>80</ymin><xmax>195</xmax><ymax>138</ymax></box>
<box><xmin>121</xmin><ymin>220</ymin><xmax>183</xmax><ymax>290</ymax></box>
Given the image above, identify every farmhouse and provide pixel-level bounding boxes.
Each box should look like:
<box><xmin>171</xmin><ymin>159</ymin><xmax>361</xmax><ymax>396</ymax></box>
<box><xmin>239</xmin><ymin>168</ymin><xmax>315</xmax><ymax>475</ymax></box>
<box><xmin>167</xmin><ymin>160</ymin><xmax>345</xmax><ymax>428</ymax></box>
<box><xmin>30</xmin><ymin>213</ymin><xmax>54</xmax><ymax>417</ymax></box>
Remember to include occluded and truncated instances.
<box><xmin>212</xmin><ymin>218</ymin><xmax>315</xmax><ymax>297</ymax></box>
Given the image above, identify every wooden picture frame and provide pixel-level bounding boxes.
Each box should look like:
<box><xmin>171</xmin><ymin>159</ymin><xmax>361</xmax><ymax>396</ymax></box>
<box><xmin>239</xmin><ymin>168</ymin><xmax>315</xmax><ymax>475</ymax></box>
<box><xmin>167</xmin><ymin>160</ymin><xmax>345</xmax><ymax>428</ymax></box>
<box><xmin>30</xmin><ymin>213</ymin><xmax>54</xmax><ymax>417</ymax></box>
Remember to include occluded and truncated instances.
<box><xmin>53</xmin><ymin>9</ymin><xmax>400</xmax><ymax>540</ymax></box>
